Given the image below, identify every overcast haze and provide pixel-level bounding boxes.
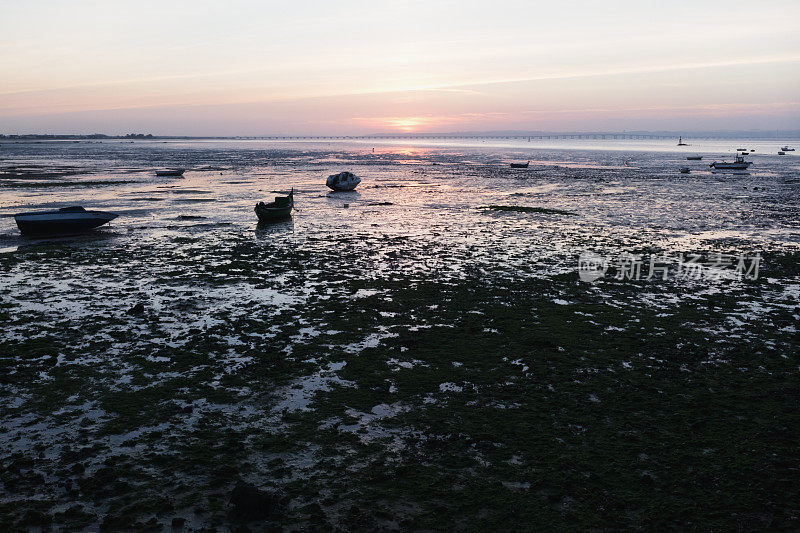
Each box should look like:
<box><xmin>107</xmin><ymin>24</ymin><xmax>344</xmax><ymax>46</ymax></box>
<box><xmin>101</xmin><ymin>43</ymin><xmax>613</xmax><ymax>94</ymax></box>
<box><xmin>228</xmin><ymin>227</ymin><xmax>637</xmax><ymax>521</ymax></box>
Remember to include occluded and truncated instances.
<box><xmin>1</xmin><ymin>0</ymin><xmax>799</xmax><ymax>135</ymax></box>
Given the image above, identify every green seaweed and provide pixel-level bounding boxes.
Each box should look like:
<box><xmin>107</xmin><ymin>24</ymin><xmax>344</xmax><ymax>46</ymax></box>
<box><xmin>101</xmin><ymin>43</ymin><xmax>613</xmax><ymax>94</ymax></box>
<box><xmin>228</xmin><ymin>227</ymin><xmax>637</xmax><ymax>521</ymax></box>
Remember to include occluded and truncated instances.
<box><xmin>0</xmin><ymin>227</ymin><xmax>798</xmax><ymax>531</ymax></box>
<box><xmin>481</xmin><ymin>204</ymin><xmax>577</xmax><ymax>215</ymax></box>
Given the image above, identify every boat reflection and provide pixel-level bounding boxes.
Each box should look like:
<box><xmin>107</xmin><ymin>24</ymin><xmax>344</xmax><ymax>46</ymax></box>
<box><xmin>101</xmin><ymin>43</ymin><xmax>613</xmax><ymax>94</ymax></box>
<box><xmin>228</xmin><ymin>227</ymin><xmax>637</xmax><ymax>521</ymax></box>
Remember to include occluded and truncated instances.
<box><xmin>255</xmin><ymin>219</ymin><xmax>294</xmax><ymax>237</ymax></box>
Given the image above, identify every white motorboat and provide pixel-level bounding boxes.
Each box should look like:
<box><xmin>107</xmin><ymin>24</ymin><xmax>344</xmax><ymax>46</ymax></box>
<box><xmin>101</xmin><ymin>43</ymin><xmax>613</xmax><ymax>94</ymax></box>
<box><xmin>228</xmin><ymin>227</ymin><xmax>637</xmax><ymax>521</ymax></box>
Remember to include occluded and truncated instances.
<box><xmin>326</xmin><ymin>172</ymin><xmax>361</xmax><ymax>191</ymax></box>
<box><xmin>781</xmin><ymin>146</ymin><xmax>795</xmax><ymax>151</ymax></box>
<box><xmin>709</xmin><ymin>154</ymin><xmax>752</xmax><ymax>170</ymax></box>
<box><xmin>14</xmin><ymin>206</ymin><xmax>118</xmax><ymax>236</ymax></box>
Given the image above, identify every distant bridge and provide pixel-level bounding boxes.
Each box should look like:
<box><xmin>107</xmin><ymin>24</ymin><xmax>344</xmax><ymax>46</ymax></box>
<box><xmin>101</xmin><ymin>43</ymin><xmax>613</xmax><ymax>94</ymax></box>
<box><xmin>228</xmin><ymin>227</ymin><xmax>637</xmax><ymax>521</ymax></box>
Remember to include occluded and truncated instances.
<box><xmin>230</xmin><ymin>134</ymin><xmax>684</xmax><ymax>141</ymax></box>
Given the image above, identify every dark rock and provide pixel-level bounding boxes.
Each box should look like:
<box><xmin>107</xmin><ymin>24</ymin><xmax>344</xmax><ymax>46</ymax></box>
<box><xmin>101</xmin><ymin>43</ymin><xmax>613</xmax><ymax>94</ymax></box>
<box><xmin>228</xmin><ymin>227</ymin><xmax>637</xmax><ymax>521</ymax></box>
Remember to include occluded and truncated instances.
<box><xmin>127</xmin><ymin>302</ymin><xmax>145</xmax><ymax>315</ymax></box>
<box><xmin>343</xmin><ymin>505</ymin><xmax>373</xmax><ymax>527</ymax></box>
<box><xmin>171</xmin><ymin>517</ymin><xmax>186</xmax><ymax>528</ymax></box>
<box><xmin>19</xmin><ymin>509</ymin><xmax>52</xmax><ymax>527</ymax></box>
<box><xmin>229</xmin><ymin>482</ymin><xmax>281</xmax><ymax>521</ymax></box>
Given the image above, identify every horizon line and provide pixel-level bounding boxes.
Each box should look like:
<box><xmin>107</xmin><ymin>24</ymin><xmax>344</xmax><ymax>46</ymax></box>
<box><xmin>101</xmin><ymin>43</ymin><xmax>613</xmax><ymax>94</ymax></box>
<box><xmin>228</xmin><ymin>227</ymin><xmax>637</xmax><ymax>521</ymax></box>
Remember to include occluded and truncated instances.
<box><xmin>3</xmin><ymin>129</ymin><xmax>800</xmax><ymax>139</ymax></box>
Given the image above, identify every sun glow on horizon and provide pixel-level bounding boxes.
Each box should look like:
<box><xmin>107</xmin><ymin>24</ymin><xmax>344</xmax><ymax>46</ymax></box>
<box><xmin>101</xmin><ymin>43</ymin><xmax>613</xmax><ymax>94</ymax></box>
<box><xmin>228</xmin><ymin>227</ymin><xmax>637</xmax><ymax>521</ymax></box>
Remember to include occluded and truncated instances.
<box><xmin>1</xmin><ymin>0</ymin><xmax>799</xmax><ymax>134</ymax></box>
<box><xmin>388</xmin><ymin>117</ymin><xmax>427</xmax><ymax>132</ymax></box>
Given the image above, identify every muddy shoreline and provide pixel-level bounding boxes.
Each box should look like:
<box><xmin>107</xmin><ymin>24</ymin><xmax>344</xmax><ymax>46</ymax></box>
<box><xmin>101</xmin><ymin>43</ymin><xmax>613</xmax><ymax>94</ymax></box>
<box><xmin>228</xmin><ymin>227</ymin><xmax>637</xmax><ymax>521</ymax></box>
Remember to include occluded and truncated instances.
<box><xmin>1</xmin><ymin>141</ymin><xmax>799</xmax><ymax>530</ymax></box>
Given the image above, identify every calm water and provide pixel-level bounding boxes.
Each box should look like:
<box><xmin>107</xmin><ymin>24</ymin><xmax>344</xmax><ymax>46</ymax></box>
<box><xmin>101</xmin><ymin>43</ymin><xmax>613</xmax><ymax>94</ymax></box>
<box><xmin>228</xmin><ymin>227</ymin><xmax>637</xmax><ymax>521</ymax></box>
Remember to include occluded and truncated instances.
<box><xmin>2</xmin><ymin>138</ymin><xmax>799</xmax><ymax>259</ymax></box>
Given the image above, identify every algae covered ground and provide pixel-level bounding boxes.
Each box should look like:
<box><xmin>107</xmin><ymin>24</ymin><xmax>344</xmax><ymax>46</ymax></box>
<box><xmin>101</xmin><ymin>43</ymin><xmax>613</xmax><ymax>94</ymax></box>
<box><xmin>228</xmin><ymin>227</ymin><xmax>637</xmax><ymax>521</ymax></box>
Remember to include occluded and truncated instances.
<box><xmin>1</xmin><ymin>139</ymin><xmax>799</xmax><ymax>530</ymax></box>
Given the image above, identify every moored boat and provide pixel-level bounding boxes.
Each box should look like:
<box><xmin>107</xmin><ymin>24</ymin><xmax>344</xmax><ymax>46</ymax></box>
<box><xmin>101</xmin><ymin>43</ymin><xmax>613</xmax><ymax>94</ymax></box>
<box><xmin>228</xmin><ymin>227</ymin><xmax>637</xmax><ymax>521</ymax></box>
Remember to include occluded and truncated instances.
<box><xmin>687</xmin><ymin>156</ymin><xmax>703</xmax><ymax>160</ymax></box>
<box><xmin>510</xmin><ymin>161</ymin><xmax>530</xmax><ymax>168</ymax></box>
<box><xmin>781</xmin><ymin>146</ymin><xmax>795</xmax><ymax>151</ymax></box>
<box><xmin>156</xmin><ymin>168</ymin><xmax>185</xmax><ymax>177</ymax></box>
<box><xmin>709</xmin><ymin>154</ymin><xmax>752</xmax><ymax>170</ymax></box>
<box><xmin>14</xmin><ymin>206</ymin><xmax>118</xmax><ymax>236</ymax></box>
<box><xmin>326</xmin><ymin>172</ymin><xmax>361</xmax><ymax>191</ymax></box>
<box><xmin>778</xmin><ymin>151</ymin><xmax>786</xmax><ymax>155</ymax></box>
<box><xmin>255</xmin><ymin>189</ymin><xmax>293</xmax><ymax>222</ymax></box>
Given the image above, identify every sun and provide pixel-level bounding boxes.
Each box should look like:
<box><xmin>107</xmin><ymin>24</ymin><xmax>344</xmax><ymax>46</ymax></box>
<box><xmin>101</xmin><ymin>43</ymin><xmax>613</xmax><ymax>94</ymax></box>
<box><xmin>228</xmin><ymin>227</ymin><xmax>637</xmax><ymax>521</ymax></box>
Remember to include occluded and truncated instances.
<box><xmin>388</xmin><ymin>117</ymin><xmax>426</xmax><ymax>132</ymax></box>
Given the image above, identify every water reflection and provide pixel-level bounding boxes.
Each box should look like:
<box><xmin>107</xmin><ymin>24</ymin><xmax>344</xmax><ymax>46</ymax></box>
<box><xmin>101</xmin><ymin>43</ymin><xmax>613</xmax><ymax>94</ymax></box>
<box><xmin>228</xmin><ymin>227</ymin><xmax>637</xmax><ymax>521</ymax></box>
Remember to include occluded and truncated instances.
<box><xmin>1</xmin><ymin>139</ymin><xmax>798</xmax><ymax>260</ymax></box>
<box><xmin>255</xmin><ymin>219</ymin><xmax>295</xmax><ymax>237</ymax></box>
<box><xmin>8</xmin><ymin>229</ymin><xmax>120</xmax><ymax>250</ymax></box>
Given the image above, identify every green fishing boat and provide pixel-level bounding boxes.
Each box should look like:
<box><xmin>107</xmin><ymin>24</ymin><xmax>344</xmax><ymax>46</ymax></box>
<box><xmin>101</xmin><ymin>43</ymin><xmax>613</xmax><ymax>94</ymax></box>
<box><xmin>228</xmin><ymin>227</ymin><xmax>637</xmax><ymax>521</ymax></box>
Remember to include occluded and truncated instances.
<box><xmin>255</xmin><ymin>188</ymin><xmax>293</xmax><ymax>222</ymax></box>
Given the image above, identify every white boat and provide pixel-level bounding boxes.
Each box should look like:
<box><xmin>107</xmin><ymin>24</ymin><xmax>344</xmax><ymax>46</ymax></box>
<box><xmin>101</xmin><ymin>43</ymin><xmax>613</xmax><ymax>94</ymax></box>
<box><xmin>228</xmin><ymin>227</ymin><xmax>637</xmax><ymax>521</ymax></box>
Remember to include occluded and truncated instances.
<box><xmin>14</xmin><ymin>206</ymin><xmax>118</xmax><ymax>236</ymax></box>
<box><xmin>781</xmin><ymin>146</ymin><xmax>795</xmax><ymax>151</ymax></box>
<box><xmin>709</xmin><ymin>154</ymin><xmax>752</xmax><ymax>170</ymax></box>
<box><xmin>326</xmin><ymin>171</ymin><xmax>361</xmax><ymax>191</ymax></box>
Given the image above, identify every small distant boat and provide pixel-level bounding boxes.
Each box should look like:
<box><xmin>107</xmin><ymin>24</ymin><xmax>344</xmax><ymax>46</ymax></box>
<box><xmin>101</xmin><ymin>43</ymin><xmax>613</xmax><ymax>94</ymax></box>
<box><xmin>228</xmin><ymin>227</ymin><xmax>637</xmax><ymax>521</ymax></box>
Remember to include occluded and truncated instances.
<box><xmin>709</xmin><ymin>154</ymin><xmax>752</xmax><ymax>170</ymax></box>
<box><xmin>781</xmin><ymin>146</ymin><xmax>795</xmax><ymax>151</ymax></box>
<box><xmin>677</xmin><ymin>137</ymin><xmax>689</xmax><ymax>146</ymax></box>
<box><xmin>778</xmin><ymin>151</ymin><xmax>786</xmax><ymax>155</ymax></box>
<box><xmin>687</xmin><ymin>156</ymin><xmax>703</xmax><ymax>160</ymax></box>
<box><xmin>679</xmin><ymin>167</ymin><xmax>691</xmax><ymax>174</ymax></box>
<box><xmin>736</xmin><ymin>148</ymin><xmax>747</xmax><ymax>152</ymax></box>
<box><xmin>326</xmin><ymin>171</ymin><xmax>361</xmax><ymax>191</ymax></box>
<box><xmin>510</xmin><ymin>161</ymin><xmax>530</xmax><ymax>168</ymax></box>
<box><xmin>255</xmin><ymin>189</ymin><xmax>293</xmax><ymax>222</ymax></box>
<box><xmin>156</xmin><ymin>168</ymin><xmax>185</xmax><ymax>177</ymax></box>
<box><xmin>14</xmin><ymin>206</ymin><xmax>118</xmax><ymax>236</ymax></box>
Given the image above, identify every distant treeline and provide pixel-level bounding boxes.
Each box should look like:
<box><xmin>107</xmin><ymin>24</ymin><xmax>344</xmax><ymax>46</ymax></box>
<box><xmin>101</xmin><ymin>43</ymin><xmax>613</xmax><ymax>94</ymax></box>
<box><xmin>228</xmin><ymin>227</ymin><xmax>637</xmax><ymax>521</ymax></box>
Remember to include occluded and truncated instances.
<box><xmin>0</xmin><ymin>133</ymin><xmax>158</xmax><ymax>140</ymax></box>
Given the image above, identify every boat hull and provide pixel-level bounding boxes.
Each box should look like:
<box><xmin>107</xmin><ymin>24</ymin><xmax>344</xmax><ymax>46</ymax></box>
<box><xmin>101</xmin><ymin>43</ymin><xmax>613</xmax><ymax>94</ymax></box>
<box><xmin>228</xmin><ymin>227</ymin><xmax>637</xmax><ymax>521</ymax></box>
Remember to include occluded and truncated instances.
<box><xmin>510</xmin><ymin>163</ymin><xmax>529</xmax><ymax>168</ymax></box>
<box><xmin>156</xmin><ymin>169</ymin><xmax>185</xmax><ymax>177</ymax></box>
<box><xmin>255</xmin><ymin>190</ymin><xmax>293</xmax><ymax>222</ymax></box>
<box><xmin>710</xmin><ymin>163</ymin><xmax>751</xmax><ymax>170</ymax></box>
<box><xmin>326</xmin><ymin>172</ymin><xmax>360</xmax><ymax>191</ymax></box>
<box><xmin>14</xmin><ymin>210</ymin><xmax>118</xmax><ymax>236</ymax></box>
<box><xmin>327</xmin><ymin>183</ymin><xmax>359</xmax><ymax>191</ymax></box>
<box><xmin>255</xmin><ymin>206</ymin><xmax>292</xmax><ymax>222</ymax></box>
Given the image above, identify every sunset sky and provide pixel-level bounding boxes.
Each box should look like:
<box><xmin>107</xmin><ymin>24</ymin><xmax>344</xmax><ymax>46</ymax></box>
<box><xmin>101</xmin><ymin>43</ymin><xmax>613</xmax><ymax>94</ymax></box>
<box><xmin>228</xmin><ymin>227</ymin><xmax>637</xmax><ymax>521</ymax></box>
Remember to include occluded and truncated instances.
<box><xmin>1</xmin><ymin>0</ymin><xmax>799</xmax><ymax>135</ymax></box>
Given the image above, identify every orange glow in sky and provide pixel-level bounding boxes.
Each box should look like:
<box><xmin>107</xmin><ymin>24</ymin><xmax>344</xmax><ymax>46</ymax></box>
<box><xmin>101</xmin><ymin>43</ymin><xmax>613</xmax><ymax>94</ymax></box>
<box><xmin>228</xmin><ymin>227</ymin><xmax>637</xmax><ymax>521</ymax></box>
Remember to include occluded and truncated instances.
<box><xmin>388</xmin><ymin>118</ymin><xmax>426</xmax><ymax>132</ymax></box>
<box><xmin>1</xmin><ymin>0</ymin><xmax>799</xmax><ymax>135</ymax></box>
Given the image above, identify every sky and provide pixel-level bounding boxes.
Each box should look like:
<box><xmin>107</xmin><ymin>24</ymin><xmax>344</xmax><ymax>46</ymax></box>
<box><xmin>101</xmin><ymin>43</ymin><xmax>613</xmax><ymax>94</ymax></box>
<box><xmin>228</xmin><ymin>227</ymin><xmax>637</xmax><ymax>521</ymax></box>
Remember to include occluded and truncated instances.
<box><xmin>1</xmin><ymin>0</ymin><xmax>799</xmax><ymax>135</ymax></box>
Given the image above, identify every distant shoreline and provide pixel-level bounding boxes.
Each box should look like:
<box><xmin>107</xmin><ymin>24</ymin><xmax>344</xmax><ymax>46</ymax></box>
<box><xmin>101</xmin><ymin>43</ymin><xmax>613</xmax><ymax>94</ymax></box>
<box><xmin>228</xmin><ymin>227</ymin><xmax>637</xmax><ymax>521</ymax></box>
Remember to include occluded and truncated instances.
<box><xmin>1</xmin><ymin>130</ymin><xmax>799</xmax><ymax>141</ymax></box>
